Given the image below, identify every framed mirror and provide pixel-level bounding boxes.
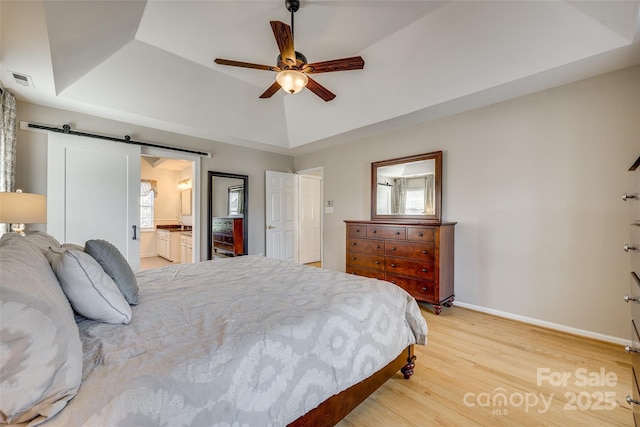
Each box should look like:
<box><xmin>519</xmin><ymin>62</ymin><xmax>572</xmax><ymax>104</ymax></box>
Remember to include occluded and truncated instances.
<box><xmin>180</xmin><ymin>189</ymin><xmax>192</xmax><ymax>215</ymax></box>
<box><xmin>371</xmin><ymin>151</ymin><xmax>442</xmax><ymax>222</ymax></box>
<box><xmin>207</xmin><ymin>171</ymin><xmax>249</xmax><ymax>260</ymax></box>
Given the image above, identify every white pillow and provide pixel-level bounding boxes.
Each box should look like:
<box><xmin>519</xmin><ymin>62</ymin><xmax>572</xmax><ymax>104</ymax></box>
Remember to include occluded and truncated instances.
<box><xmin>48</xmin><ymin>248</ymin><xmax>132</xmax><ymax>324</ymax></box>
<box><xmin>0</xmin><ymin>233</ymin><xmax>82</xmax><ymax>425</ymax></box>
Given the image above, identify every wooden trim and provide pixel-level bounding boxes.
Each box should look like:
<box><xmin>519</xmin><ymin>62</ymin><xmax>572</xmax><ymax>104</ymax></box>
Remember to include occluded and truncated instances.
<box><xmin>288</xmin><ymin>345</ymin><xmax>414</xmax><ymax>427</ymax></box>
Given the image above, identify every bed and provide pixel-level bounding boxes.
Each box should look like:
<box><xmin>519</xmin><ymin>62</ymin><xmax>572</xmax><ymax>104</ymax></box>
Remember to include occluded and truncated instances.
<box><xmin>0</xmin><ymin>231</ymin><xmax>427</xmax><ymax>426</ymax></box>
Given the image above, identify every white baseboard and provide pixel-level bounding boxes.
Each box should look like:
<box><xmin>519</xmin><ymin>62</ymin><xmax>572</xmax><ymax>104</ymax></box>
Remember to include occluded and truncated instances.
<box><xmin>433</xmin><ymin>301</ymin><xmax>630</xmax><ymax>347</ymax></box>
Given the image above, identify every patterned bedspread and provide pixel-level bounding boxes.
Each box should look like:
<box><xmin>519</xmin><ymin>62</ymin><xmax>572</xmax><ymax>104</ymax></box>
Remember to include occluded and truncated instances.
<box><xmin>45</xmin><ymin>256</ymin><xmax>428</xmax><ymax>426</ymax></box>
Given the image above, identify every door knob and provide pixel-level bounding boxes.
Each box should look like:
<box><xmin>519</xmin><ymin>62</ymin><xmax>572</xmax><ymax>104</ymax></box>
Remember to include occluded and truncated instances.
<box><xmin>624</xmin><ymin>244</ymin><xmax>636</xmax><ymax>252</ymax></box>
<box><xmin>623</xmin><ymin>193</ymin><xmax>637</xmax><ymax>201</ymax></box>
<box><xmin>267</xmin><ymin>225</ymin><xmax>276</xmax><ymax>229</ymax></box>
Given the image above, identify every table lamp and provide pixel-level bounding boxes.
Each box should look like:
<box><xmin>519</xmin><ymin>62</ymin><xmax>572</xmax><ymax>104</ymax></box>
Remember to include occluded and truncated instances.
<box><xmin>0</xmin><ymin>190</ymin><xmax>47</xmax><ymax>235</ymax></box>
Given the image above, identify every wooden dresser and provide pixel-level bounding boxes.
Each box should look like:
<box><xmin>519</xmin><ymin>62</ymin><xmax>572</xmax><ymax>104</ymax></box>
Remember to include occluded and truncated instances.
<box><xmin>212</xmin><ymin>217</ymin><xmax>243</xmax><ymax>256</ymax></box>
<box><xmin>624</xmin><ymin>154</ymin><xmax>640</xmax><ymax>420</ymax></box>
<box><xmin>344</xmin><ymin>220</ymin><xmax>455</xmax><ymax>314</ymax></box>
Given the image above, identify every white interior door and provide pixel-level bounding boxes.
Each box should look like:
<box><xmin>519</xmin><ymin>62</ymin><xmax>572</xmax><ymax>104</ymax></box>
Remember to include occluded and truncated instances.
<box><xmin>47</xmin><ymin>133</ymin><xmax>141</xmax><ymax>270</ymax></box>
<box><xmin>265</xmin><ymin>171</ymin><xmax>298</xmax><ymax>262</ymax></box>
<box><xmin>298</xmin><ymin>175</ymin><xmax>321</xmax><ymax>264</ymax></box>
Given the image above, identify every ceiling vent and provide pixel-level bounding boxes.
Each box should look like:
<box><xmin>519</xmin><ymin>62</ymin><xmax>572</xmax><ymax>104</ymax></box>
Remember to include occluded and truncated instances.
<box><xmin>10</xmin><ymin>71</ymin><xmax>34</xmax><ymax>88</ymax></box>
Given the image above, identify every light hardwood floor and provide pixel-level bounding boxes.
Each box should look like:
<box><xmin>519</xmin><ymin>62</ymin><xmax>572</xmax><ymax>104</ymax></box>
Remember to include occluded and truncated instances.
<box><xmin>338</xmin><ymin>305</ymin><xmax>633</xmax><ymax>426</ymax></box>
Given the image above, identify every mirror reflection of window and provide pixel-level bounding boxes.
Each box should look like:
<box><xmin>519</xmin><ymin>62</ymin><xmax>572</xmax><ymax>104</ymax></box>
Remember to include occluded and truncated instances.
<box><xmin>228</xmin><ymin>185</ymin><xmax>244</xmax><ymax>216</ymax></box>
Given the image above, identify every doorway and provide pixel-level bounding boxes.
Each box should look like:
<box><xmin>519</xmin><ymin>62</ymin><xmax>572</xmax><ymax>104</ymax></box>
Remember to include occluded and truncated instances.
<box><xmin>139</xmin><ymin>149</ymin><xmax>200</xmax><ymax>269</ymax></box>
<box><xmin>265</xmin><ymin>167</ymin><xmax>323</xmax><ymax>267</ymax></box>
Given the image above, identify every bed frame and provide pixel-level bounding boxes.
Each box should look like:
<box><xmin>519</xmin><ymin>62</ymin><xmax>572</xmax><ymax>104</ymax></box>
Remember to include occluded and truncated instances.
<box><xmin>289</xmin><ymin>345</ymin><xmax>416</xmax><ymax>427</ymax></box>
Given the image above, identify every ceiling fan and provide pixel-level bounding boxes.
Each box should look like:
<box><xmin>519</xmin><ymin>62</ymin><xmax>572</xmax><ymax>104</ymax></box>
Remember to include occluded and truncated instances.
<box><xmin>214</xmin><ymin>0</ymin><xmax>364</xmax><ymax>102</ymax></box>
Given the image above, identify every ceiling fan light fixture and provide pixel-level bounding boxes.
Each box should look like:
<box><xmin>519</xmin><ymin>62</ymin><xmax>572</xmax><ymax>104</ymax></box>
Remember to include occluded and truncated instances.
<box><xmin>276</xmin><ymin>69</ymin><xmax>308</xmax><ymax>94</ymax></box>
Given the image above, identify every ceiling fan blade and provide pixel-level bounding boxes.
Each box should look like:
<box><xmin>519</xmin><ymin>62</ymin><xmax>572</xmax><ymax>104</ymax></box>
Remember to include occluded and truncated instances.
<box><xmin>305</xmin><ymin>77</ymin><xmax>336</xmax><ymax>102</ymax></box>
<box><xmin>214</xmin><ymin>58</ymin><xmax>278</xmax><ymax>72</ymax></box>
<box><xmin>304</xmin><ymin>56</ymin><xmax>365</xmax><ymax>74</ymax></box>
<box><xmin>270</xmin><ymin>21</ymin><xmax>296</xmax><ymax>66</ymax></box>
<box><xmin>259</xmin><ymin>81</ymin><xmax>281</xmax><ymax>99</ymax></box>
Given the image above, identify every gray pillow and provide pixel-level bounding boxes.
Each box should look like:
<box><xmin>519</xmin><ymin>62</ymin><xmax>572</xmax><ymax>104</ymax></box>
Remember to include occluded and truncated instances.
<box><xmin>48</xmin><ymin>248</ymin><xmax>132</xmax><ymax>324</ymax></box>
<box><xmin>85</xmin><ymin>239</ymin><xmax>139</xmax><ymax>305</ymax></box>
<box><xmin>0</xmin><ymin>233</ymin><xmax>82</xmax><ymax>425</ymax></box>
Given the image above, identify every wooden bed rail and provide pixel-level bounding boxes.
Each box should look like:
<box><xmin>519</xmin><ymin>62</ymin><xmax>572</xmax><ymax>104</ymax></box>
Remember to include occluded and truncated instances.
<box><xmin>289</xmin><ymin>345</ymin><xmax>415</xmax><ymax>427</ymax></box>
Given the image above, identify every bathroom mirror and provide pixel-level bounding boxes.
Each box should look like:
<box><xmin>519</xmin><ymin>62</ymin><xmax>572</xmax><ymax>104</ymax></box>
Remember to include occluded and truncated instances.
<box><xmin>371</xmin><ymin>151</ymin><xmax>442</xmax><ymax>222</ymax></box>
<box><xmin>180</xmin><ymin>189</ymin><xmax>192</xmax><ymax>216</ymax></box>
<box><xmin>207</xmin><ymin>171</ymin><xmax>248</xmax><ymax>260</ymax></box>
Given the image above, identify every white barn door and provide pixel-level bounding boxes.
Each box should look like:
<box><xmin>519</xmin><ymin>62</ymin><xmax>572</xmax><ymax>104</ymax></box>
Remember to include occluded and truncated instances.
<box><xmin>47</xmin><ymin>133</ymin><xmax>141</xmax><ymax>270</ymax></box>
<box><xmin>265</xmin><ymin>171</ymin><xmax>298</xmax><ymax>262</ymax></box>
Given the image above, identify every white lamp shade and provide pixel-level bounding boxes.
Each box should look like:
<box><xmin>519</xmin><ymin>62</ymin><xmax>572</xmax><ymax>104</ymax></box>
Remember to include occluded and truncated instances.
<box><xmin>276</xmin><ymin>69</ymin><xmax>308</xmax><ymax>94</ymax></box>
<box><xmin>0</xmin><ymin>192</ymin><xmax>47</xmax><ymax>224</ymax></box>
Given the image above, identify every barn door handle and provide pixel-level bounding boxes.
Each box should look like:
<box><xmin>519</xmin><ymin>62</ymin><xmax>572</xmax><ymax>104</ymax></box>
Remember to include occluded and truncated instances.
<box><xmin>132</xmin><ymin>225</ymin><xmax>138</xmax><ymax>240</ymax></box>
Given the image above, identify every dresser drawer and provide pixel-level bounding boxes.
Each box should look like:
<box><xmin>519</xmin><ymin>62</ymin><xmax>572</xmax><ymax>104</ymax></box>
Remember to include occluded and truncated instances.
<box><xmin>346</xmin><ymin>266</ymin><xmax>385</xmax><ymax>280</ymax></box>
<box><xmin>347</xmin><ymin>252</ymin><xmax>385</xmax><ymax>270</ymax></box>
<box><xmin>629</xmin><ymin>172</ymin><xmax>640</xmax><ymax>220</ymax></box>
<box><xmin>407</xmin><ymin>227</ymin><xmax>435</xmax><ymax>242</ymax></box>
<box><xmin>386</xmin><ymin>274</ymin><xmax>436</xmax><ymax>302</ymax></box>
<box><xmin>366</xmin><ymin>225</ymin><xmax>406</xmax><ymax>240</ymax></box>
<box><xmin>348</xmin><ymin>238</ymin><xmax>384</xmax><ymax>255</ymax></box>
<box><xmin>631</xmin><ymin>223</ymin><xmax>640</xmax><ymax>273</ymax></box>
<box><xmin>632</xmin><ymin>272</ymin><xmax>640</xmax><ymax>322</ymax></box>
<box><xmin>348</xmin><ymin>224</ymin><xmax>367</xmax><ymax>237</ymax></box>
<box><xmin>385</xmin><ymin>257</ymin><xmax>435</xmax><ymax>280</ymax></box>
<box><xmin>633</xmin><ymin>326</ymin><xmax>640</xmax><ymax>424</ymax></box>
<box><xmin>385</xmin><ymin>241</ymin><xmax>435</xmax><ymax>262</ymax></box>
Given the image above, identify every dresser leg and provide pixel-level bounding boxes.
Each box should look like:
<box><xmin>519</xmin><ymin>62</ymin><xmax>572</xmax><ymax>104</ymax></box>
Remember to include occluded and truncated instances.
<box><xmin>433</xmin><ymin>304</ymin><xmax>442</xmax><ymax>315</ymax></box>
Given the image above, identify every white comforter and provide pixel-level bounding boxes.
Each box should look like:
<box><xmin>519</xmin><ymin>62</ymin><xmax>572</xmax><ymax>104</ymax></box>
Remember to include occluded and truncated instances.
<box><xmin>45</xmin><ymin>256</ymin><xmax>427</xmax><ymax>426</ymax></box>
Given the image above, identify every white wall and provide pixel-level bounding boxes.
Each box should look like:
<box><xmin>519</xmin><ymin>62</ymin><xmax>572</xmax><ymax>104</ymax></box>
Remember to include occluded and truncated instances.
<box><xmin>295</xmin><ymin>66</ymin><xmax>640</xmax><ymax>342</ymax></box>
<box><xmin>14</xmin><ymin>102</ymin><xmax>294</xmax><ymax>258</ymax></box>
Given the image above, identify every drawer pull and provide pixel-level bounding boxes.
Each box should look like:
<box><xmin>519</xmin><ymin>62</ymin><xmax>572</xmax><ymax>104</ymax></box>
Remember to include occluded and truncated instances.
<box><xmin>422</xmin><ymin>268</ymin><xmax>428</xmax><ymax>273</ymax></box>
<box><xmin>375</xmin><ymin>261</ymin><xmax>380</xmax><ymax>265</ymax></box>
<box><xmin>351</xmin><ymin>257</ymin><xmax>357</xmax><ymax>260</ymax></box>
<box><xmin>391</xmin><ymin>247</ymin><xmax>397</xmax><ymax>251</ymax></box>
<box><xmin>623</xmin><ymin>193</ymin><xmax>637</xmax><ymax>201</ymax></box>
<box><xmin>625</xmin><ymin>345</ymin><xmax>640</xmax><ymax>353</ymax></box>
<box><xmin>372</xmin><ymin>230</ymin><xmax>377</xmax><ymax>233</ymax></box>
<box><xmin>396</xmin><ymin>231</ymin><xmax>401</xmax><ymax>235</ymax></box>
<box><xmin>390</xmin><ymin>280</ymin><xmax>396</xmax><ymax>284</ymax></box>
<box><xmin>624</xmin><ymin>295</ymin><xmax>639</xmax><ymax>303</ymax></box>
<box><xmin>422</xmin><ymin>250</ymin><xmax>428</xmax><ymax>254</ymax></box>
<box><xmin>422</xmin><ymin>287</ymin><xmax>428</xmax><ymax>291</ymax></box>
<box><xmin>624</xmin><ymin>244</ymin><xmax>637</xmax><ymax>252</ymax></box>
<box><xmin>390</xmin><ymin>263</ymin><xmax>396</xmax><ymax>268</ymax></box>
<box><xmin>376</xmin><ymin>245</ymin><xmax>381</xmax><ymax>249</ymax></box>
<box><xmin>418</xmin><ymin>233</ymin><xmax>424</xmax><ymax>237</ymax></box>
<box><xmin>627</xmin><ymin>396</ymin><xmax>640</xmax><ymax>405</ymax></box>
<box><xmin>356</xmin><ymin>228</ymin><xmax>360</xmax><ymax>233</ymax></box>
<box><xmin>352</xmin><ymin>242</ymin><xmax>357</xmax><ymax>246</ymax></box>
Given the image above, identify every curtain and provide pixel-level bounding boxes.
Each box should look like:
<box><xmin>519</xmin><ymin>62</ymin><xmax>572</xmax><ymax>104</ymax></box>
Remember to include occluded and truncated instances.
<box><xmin>237</xmin><ymin>189</ymin><xmax>244</xmax><ymax>215</ymax></box>
<box><xmin>393</xmin><ymin>178</ymin><xmax>407</xmax><ymax>214</ymax></box>
<box><xmin>0</xmin><ymin>89</ymin><xmax>18</xmax><ymax>236</ymax></box>
<box><xmin>424</xmin><ymin>174</ymin><xmax>435</xmax><ymax>215</ymax></box>
<box><xmin>141</xmin><ymin>179</ymin><xmax>158</xmax><ymax>197</ymax></box>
